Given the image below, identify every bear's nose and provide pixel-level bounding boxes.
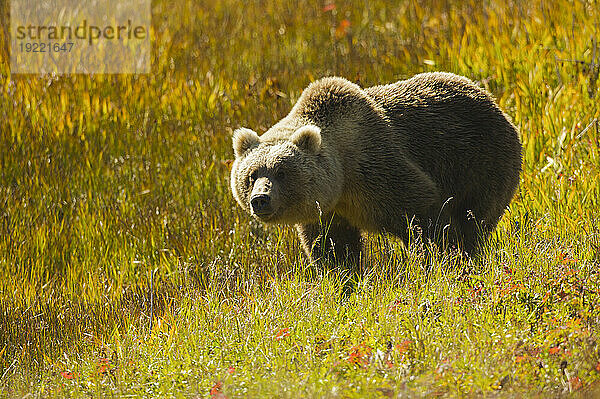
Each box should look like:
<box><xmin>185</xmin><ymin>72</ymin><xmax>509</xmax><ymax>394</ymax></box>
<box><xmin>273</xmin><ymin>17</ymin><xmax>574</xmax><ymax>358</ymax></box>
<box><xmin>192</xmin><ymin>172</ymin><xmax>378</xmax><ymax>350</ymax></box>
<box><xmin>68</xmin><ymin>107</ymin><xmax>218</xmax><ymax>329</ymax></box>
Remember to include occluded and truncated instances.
<box><xmin>250</xmin><ymin>194</ymin><xmax>272</xmax><ymax>215</ymax></box>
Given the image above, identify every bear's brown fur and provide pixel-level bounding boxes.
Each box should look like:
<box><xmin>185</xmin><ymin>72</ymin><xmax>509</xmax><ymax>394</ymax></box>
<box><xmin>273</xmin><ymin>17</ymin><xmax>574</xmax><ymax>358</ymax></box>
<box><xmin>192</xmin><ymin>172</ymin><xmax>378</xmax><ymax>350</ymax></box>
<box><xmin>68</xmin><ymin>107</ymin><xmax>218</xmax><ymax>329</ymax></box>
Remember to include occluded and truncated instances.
<box><xmin>231</xmin><ymin>72</ymin><xmax>522</xmax><ymax>264</ymax></box>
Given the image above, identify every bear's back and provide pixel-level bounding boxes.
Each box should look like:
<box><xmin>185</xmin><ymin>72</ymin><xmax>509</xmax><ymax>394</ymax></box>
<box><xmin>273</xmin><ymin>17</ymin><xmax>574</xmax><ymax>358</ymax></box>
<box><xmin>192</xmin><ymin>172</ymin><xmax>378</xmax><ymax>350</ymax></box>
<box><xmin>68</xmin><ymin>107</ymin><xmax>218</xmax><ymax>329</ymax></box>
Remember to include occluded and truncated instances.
<box><xmin>365</xmin><ymin>72</ymin><xmax>522</xmax><ymax>226</ymax></box>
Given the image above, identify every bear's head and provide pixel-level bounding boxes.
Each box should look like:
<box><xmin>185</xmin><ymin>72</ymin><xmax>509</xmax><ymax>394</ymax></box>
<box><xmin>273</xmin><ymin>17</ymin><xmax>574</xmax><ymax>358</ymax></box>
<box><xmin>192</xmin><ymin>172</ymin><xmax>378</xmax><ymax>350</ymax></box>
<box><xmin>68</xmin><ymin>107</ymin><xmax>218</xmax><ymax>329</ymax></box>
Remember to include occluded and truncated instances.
<box><xmin>230</xmin><ymin>124</ymin><xmax>339</xmax><ymax>224</ymax></box>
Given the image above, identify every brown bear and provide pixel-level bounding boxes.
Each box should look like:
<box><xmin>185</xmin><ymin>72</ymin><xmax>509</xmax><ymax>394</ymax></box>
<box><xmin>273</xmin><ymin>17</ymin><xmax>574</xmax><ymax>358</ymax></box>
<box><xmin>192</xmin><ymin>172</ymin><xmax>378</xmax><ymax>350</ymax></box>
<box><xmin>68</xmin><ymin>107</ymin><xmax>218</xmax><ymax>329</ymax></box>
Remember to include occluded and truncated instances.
<box><xmin>230</xmin><ymin>72</ymin><xmax>522</xmax><ymax>265</ymax></box>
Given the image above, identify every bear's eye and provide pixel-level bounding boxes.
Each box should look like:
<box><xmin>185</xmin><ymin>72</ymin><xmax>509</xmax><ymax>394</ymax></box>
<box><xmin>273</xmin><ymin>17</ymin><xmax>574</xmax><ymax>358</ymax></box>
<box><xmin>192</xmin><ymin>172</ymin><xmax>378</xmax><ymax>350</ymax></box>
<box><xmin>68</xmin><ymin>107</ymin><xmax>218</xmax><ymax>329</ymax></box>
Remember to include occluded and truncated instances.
<box><xmin>249</xmin><ymin>170</ymin><xmax>258</xmax><ymax>184</ymax></box>
<box><xmin>275</xmin><ymin>170</ymin><xmax>286</xmax><ymax>180</ymax></box>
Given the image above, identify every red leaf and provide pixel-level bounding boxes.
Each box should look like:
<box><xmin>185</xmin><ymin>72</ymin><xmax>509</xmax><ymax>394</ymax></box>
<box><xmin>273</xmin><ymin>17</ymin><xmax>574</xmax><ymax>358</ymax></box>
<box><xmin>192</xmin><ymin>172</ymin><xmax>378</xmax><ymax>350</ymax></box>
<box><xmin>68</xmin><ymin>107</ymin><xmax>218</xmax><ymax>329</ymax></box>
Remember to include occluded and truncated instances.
<box><xmin>348</xmin><ymin>343</ymin><xmax>371</xmax><ymax>367</ymax></box>
<box><xmin>322</xmin><ymin>3</ymin><xmax>336</xmax><ymax>12</ymax></box>
<box><xmin>335</xmin><ymin>19</ymin><xmax>351</xmax><ymax>38</ymax></box>
<box><xmin>395</xmin><ymin>340</ymin><xmax>412</xmax><ymax>354</ymax></box>
<box><xmin>549</xmin><ymin>346</ymin><xmax>560</xmax><ymax>355</ymax></box>
<box><xmin>388</xmin><ymin>299</ymin><xmax>405</xmax><ymax>311</ymax></box>
<box><xmin>569</xmin><ymin>376</ymin><xmax>583</xmax><ymax>391</ymax></box>
<box><xmin>558</xmin><ymin>252</ymin><xmax>576</xmax><ymax>265</ymax></box>
<box><xmin>96</xmin><ymin>356</ymin><xmax>111</xmax><ymax>375</ymax></box>
<box><xmin>210</xmin><ymin>381</ymin><xmax>224</xmax><ymax>397</ymax></box>
<box><xmin>274</xmin><ymin>328</ymin><xmax>290</xmax><ymax>341</ymax></box>
<box><xmin>60</xmin><ymin>371</ymin><xmax>75</xmax><ymax>380</ymax></box>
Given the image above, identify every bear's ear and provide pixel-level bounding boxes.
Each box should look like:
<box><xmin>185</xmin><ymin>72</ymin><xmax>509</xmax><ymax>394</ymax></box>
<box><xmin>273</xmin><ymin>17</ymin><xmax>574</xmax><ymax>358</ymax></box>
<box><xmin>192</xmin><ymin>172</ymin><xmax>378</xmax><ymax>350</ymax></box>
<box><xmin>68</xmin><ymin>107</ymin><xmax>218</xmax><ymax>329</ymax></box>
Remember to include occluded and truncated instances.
<box><xmin>233</xmin><ymin>127</ymin><xmax>260</xmax><ymax>158</ymax></box>
<box><xmin>291</xmin><ymin>125</ymin><xmax>322</xmax><ymax>153</ymax></box>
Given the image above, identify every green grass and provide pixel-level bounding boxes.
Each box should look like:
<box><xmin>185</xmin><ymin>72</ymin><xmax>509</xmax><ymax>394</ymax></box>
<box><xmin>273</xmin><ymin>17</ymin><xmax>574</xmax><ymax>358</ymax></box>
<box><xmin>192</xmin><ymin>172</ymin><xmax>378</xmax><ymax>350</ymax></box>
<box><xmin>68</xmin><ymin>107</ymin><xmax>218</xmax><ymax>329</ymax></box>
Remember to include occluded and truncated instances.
<box><xmin>1</xmin><ymin>0</ymin><xmax>600</xmax><ymax>397</ymax></box>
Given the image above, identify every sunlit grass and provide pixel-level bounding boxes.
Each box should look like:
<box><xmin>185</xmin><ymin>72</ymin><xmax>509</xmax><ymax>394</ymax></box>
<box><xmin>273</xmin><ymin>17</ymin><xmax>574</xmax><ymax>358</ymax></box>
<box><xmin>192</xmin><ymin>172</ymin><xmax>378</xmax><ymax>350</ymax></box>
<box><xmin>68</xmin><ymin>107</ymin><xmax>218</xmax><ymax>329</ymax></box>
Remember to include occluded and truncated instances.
<box><xmin>1</xmin><ymin>0</ymin><xmax>600</xmax><ymax>397</ymax></box>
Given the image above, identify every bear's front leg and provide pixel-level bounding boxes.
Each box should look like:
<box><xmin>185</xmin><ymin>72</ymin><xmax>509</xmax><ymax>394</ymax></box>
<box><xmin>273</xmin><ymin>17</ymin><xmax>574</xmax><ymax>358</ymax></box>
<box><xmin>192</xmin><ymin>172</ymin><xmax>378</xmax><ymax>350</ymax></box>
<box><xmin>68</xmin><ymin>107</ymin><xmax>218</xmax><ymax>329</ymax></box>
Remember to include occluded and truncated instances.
<box><xmin>296</xmin><ymin>214</ymin><xmax>363</xmax><ymax>269</ymax></box>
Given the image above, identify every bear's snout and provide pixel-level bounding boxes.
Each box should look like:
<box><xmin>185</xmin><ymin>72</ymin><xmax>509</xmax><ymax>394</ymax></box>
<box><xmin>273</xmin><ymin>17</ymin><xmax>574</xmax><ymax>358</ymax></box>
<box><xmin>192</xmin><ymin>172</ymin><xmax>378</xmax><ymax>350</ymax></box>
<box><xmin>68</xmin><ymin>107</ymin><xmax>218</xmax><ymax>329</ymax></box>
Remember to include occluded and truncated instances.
<box><xmin>250</xmin><ymin>194</ymin><xmax>271</xmax><ymax>216</ymax></box>
<box><xmin>250</xmin><ymin>177</ymin><xmax>274</xmax><ymax>217</ymax></box>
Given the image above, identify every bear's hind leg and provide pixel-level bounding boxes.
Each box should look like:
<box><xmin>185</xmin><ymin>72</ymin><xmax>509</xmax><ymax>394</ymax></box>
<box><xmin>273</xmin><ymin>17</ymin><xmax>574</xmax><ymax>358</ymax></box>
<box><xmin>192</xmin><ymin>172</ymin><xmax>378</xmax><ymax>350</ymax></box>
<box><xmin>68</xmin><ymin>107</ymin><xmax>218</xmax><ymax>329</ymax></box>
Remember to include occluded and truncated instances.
<box><xmin>451</xmin><ymin>208</ymin><xmax>493</xmax><ymax>257</ymax></box>
<box><xmin>296</xmin><ymin>214</ymin><xmax>363</xmax><ymax>269</ymax></box>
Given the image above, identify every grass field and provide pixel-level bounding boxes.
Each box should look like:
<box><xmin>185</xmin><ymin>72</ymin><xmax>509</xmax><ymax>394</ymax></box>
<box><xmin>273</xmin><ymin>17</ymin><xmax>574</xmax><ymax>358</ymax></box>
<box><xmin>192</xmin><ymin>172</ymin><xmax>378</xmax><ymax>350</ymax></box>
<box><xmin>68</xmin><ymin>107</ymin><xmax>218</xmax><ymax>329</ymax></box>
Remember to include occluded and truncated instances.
<box><xmin>1</xmin><ymin>0</ymin><xmax>600</xmax><ymax>397</ymax></box>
